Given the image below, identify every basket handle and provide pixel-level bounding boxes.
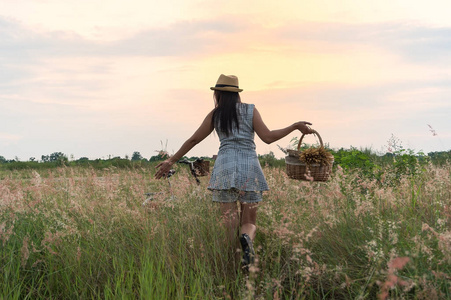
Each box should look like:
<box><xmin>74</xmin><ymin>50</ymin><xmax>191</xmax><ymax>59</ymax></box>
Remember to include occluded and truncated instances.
<box><xmin>297</xmin><ymin>130</ymin><xmax>323</xmax><ymax>151</ymax></box>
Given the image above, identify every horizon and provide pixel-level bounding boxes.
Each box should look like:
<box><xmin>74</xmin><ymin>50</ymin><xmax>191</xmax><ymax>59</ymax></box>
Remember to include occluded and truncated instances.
<box><xmin>1</xmin><ymin>137</ymin><xmax>447</xmax><ymax>162</ymax></box>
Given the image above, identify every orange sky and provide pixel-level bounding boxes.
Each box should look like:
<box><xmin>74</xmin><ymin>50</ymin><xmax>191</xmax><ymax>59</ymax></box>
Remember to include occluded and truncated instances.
<box><xmin>1</xmin><ymin>0</ymin><xmax>450</xmax><ymax>159</ymax></box>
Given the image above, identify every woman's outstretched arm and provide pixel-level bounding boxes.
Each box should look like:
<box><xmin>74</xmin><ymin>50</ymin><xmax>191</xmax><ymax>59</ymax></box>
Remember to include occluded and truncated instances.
<box><xmin>155</xmin><ymin>110</ymin><xmax>214</xmax><ymax>179</ymax></box>
<box><xmin>253</xmin><ymin>107</ymin><xmax>314</xmax><ymax>144</ymax></box>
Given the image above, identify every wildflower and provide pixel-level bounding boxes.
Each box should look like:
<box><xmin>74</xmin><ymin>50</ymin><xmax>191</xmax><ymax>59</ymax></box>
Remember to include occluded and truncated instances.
<box><xmin>387</xmin><ymin>256</ymin><xmax>410</xmax><ymax>271</ymax></box>
<box><xmin>31</xmin><ymin>170</ymin><xmax>42</xmax><ymax>185</ymax></box>
<box><xmin>0</xmin><ymin>222</ymin><xmax>14</xmax><ymax>245</ymax></box>
<box><xmin>378</xmin><ymin>257</ymin><xmax>411</xmax><ymax>300</ymax></box>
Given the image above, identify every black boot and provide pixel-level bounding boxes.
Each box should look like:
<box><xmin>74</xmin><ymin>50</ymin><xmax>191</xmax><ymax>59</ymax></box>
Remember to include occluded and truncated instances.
<box><xmin>239</xmin><ymin>233</ymin><xmax>255</xmax><ymax>271</ymax></box>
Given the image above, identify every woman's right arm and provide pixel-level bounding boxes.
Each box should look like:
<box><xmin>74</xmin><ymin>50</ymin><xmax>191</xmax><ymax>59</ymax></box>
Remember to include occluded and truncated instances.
<box><xmin>253</xmin><ymin>107</ymin><xmax>314</xmax><ymax>144</ymax></box>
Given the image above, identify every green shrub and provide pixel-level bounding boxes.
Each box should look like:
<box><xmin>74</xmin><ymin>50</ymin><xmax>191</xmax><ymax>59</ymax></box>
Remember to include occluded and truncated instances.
<box><xmin>331</xmin><ymin>147</ymin><xmax>380</xmax><ymax>179</ymax></box>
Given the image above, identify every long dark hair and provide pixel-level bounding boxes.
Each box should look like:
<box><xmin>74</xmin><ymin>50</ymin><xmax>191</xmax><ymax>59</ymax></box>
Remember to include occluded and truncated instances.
<box><xmin>212</xmin><ymin>90</ymin><xmax>241</xmax><ymax>136</ymax></box>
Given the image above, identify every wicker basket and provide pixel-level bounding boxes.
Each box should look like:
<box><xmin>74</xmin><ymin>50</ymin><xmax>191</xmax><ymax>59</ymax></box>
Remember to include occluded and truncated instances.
<box><xmin>285</xmin><ymin>130</ymin><xmax>333</xmax><ymax>181</ymax></box>
<box><xmin>193</xmin><ymin>160</ymin><xmax>210</xmax><ymax>176</ymax></box>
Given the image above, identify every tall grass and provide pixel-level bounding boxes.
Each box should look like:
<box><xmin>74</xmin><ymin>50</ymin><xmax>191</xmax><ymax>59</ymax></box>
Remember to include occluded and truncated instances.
<box><xmin>0</xmin><ymin>162</ymin><xmax>450</xmax><ymax>299</ymax></box>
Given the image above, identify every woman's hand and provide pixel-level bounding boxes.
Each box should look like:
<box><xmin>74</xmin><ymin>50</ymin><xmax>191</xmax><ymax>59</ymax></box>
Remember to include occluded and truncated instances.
<box><xmin>294</xmin><ymin>121</ymin><xmax>314</xmax><ymax>134</ymax></box>
<box><xmin>155</xmin><ymin>159</ymin><xmax>174</xmax><ymax>179</ymax></box>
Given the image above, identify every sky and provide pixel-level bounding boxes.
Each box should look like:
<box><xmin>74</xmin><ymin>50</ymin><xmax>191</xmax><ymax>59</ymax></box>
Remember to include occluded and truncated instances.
<box><xmin>1</xmin><ymin>0</ymin><xmax>451</xmax><ymax>161</ymax></box>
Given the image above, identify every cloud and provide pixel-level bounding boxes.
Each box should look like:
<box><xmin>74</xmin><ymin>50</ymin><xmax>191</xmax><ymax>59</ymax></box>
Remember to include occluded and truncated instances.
<box><xmin>277</xmin><ymin>21</ymin><xmax>451</xmax><ymax>62</ymax></box>
<box><xmin>0</xmin><ymin>16</ymin><xmax>245</xmax><ymax>60</ymax></box>
<box><xmin>390</xmin><ymin>25</ymin><xmax>451</xmax><ymax>61</ymax></box>
<box><xmin>243</xmin><ymin>76</ymin><xmax>451</xmax><ymax>152</ymax></box>
<box><xmin>4</xmin><ymin>14</ymin><xmax>451</xmax><ymax>64</ymax></box>
<box><xmin>0</xmin><ymin>17</ymin><xmax>86</xmax><ymax>58</ymax></box>
<box><xmin>255</xmin><ymin>78</ymin><xmax>451</xmax><ymax>117</ymax></box>
<box><xmin>1</xmin><ymin>14</ymin><xmax>450</xmax><ymax>159</ymax></box>
<box><xmin>110</xmin><ymin>20</ymin><xmax>244</xmax><ymax>56</ymax></box>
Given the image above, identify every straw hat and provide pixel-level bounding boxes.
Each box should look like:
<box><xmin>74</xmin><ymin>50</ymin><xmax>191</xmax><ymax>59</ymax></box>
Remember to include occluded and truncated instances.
<box><xmin>210</xmin><ymin>74</ymin><xmax>243</xmax><ymax>92</ymax></box>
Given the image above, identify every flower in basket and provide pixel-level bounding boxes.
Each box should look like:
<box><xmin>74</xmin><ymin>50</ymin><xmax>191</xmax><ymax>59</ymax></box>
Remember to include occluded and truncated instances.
<box><xmin>299</xmin><ymin>147</ymin><xmax>334</xmax><ymax>167</ymax></box>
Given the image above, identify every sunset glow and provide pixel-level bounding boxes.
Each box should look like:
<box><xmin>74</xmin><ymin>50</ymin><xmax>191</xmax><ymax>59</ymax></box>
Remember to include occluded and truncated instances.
<box><xmin>1</xmin><ymin>0</ymin><xmax>450</xmax><ymax>160</ymax></box>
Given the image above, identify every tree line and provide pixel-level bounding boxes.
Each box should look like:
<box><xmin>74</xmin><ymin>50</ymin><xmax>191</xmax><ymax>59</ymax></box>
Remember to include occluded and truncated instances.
<box><xmin>1</xmin><ymin>148</ymin><xmax>450</xmax><ymax>172</ymax></box>
<box><xmin>0</xmin><ymin>151</ymin><xmax>170</xmax><ymax>164</ymax></box>
<box><xmin>0</xmin><ymin>151</ymin><xmax>214</xmax><ymax>170</ymax></box>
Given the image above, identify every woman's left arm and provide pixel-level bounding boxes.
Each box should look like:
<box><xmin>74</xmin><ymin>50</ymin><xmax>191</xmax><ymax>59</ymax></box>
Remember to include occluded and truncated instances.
<box><xmin>253</xmin><ymin>107</ymin><xmax>313</xmax><ymax>144</ymax></box>
<box><xmin>155</xmin><ymin>110</ymin><xmax>214</xmax><ymax>179</ymax></box>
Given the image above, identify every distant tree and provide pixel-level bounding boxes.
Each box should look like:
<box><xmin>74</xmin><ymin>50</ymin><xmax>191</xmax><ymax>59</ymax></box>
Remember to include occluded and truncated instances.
<box><xmin>0</xmin><ymin>156</ymin><xmax>6</xmax><ymax>163</ymax></box>
<box><xmin>131</xmin><ymin>151</ymin><xmax>143</xmax><ymax>161</ymax></box>
<box><xmin>29</xmin><ymin>157</ymin><xmax>36</xmax><ymax>162</ymax></box>
<box><xmin>258</xmin><ymin>151</ymin><xmax>283</xmax><ymax>167</ymax></box>
<box><xmin>43</xmin><ymin>152</ymin><xmax>69</xmax><ymax>166</ymax></box>
<box><xmin>49</xmin><ymin>152</ymin><xmax>64</xmax><ymax>162</ymax></box>
<box><xmin>149</xmin><ymin>150</ymin><xmax>170</xmax><ymax>162</ymax></box>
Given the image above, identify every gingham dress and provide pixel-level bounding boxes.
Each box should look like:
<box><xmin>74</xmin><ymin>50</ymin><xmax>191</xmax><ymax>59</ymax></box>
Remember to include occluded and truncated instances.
<box><xmin>208</xmin><ymin>103</ymin><xmax>269</xmax><ymax>192</ymax></box>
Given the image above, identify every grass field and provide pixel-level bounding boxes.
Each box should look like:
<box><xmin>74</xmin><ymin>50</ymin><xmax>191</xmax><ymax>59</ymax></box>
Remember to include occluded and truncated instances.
<box><xmin>0</xmin><ymin>161</ymin><xmax>450</xmax><ymax>299</ymax></box>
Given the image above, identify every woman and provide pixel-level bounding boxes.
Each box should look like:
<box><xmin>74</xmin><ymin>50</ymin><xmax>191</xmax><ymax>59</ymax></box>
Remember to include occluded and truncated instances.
<box><xmin>155</xmin><ymin>74</ymin><xmax>314</xmax><ymax>269</ymax></box>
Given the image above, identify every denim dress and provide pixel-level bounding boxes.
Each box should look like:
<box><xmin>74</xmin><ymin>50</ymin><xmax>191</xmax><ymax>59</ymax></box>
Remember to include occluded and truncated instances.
<box><xmin>208</xmin><ymin>103</ymin><xmax>269</xmax><ymax>192</ymax></box>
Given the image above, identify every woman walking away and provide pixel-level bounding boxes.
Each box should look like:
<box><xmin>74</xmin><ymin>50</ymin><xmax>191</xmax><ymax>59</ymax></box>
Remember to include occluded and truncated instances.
<box><xmin>155</xmin><ymin>74</ymin><xmax>314</xmax><ymax>270</ymax></box>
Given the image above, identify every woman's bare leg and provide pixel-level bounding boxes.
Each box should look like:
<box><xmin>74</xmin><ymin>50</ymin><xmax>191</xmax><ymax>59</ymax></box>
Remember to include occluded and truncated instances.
<box><xmin>240</xmin><ymin>202</ymin><xmax>258</xmax><ymax>240</ymax></box>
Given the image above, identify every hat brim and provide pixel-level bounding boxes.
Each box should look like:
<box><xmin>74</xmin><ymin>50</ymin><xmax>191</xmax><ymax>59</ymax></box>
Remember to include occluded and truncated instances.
<box><xmin>210</xmin><ymin>87</ymin><xmax>243</xmax><ymax>92</ymax></box>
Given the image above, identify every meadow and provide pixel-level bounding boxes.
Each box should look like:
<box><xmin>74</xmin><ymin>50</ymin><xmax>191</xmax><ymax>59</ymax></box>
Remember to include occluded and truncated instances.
<box><xmin>0</xmin><ymin>154</ymin><xmax>450</xmax><ymax>299</ymax></box>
